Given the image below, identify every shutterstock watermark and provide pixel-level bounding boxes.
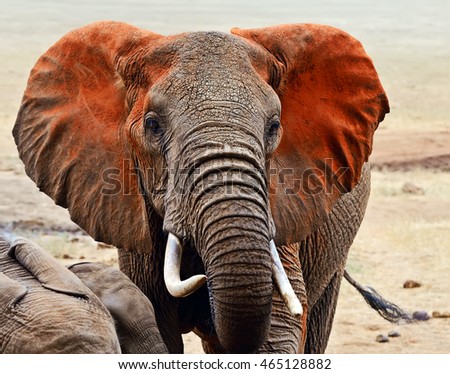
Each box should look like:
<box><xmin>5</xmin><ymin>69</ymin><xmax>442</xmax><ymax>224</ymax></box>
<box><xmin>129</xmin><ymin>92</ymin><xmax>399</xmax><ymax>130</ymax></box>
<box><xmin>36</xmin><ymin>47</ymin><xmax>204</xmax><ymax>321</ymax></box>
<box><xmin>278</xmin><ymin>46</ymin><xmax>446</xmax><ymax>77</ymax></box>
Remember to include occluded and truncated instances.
<box><xmin>100</xmin><ymin>158</ymin><xmax>350</xmax><ymax>196</ymax></box>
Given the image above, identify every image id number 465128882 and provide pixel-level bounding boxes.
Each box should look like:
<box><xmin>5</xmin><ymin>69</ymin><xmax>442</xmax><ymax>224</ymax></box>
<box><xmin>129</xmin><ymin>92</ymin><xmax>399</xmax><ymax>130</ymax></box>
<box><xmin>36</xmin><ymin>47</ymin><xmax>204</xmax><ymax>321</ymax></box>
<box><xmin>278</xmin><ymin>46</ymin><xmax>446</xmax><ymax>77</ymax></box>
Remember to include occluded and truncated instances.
<box><xmin>258</xmin><ymin>358</ymin><xmax>332</xmax><ymax>370</ymax></box>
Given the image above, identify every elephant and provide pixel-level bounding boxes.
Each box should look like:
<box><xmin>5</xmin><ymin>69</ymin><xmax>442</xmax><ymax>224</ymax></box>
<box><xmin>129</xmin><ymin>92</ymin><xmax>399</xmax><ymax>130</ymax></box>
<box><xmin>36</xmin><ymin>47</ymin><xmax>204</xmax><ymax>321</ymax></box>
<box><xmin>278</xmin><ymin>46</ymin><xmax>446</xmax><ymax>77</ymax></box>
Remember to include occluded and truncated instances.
<box><xmin>0</xmin><ymin>235</ymin><xmax>168</xmax><ymax>353</ymax></box>
<box><xmin>13</xmin><ymin>21</ymin><xmax>391</xmax><ymax>353</ymax></box>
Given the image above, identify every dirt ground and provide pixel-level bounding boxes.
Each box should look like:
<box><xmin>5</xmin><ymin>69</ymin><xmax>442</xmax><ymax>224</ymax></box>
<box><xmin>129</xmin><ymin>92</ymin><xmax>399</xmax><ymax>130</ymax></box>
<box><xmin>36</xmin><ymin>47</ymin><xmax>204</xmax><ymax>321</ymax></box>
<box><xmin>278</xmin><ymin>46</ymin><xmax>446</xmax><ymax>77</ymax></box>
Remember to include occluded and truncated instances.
<box><xmin>0</xmin><ymin>0</ymin><xmax>449</xmax><ymax>354</ymax></box>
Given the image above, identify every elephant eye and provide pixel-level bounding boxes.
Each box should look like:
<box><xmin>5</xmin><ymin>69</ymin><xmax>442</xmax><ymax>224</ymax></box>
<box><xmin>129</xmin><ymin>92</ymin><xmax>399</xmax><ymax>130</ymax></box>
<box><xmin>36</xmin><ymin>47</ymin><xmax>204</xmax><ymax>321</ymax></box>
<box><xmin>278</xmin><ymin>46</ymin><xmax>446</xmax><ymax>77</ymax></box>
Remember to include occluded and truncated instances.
<box><xmin>144</xmin><ymin>113</ymin><xmax>162</xmax><ymax>134</ymax></box>
<box><xmin>267</xmin><ymin>120</ymin><xmax>281</xmax><ymax>136</ymax></box>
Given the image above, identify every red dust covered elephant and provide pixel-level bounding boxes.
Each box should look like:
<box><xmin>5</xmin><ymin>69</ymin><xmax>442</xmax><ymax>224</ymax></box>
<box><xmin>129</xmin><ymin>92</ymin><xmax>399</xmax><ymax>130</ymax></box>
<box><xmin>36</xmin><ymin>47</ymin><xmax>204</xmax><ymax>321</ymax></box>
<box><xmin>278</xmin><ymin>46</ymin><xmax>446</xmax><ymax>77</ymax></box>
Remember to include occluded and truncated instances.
<box><xmin>13</xmin><ymin>21</ymin><xmax>399</xmax><ymax>353</ymax></box>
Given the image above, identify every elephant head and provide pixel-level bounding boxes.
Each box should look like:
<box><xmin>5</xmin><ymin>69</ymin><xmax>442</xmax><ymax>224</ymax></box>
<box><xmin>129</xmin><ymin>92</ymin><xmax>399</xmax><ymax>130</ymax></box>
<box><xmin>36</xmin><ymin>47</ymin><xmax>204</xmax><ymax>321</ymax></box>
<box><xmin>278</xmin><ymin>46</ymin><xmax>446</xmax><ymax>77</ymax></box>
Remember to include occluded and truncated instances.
<box><xmin>13</xmin><ymin>22</ymin><xmax>388</xmax><ymax>353</ymax></box>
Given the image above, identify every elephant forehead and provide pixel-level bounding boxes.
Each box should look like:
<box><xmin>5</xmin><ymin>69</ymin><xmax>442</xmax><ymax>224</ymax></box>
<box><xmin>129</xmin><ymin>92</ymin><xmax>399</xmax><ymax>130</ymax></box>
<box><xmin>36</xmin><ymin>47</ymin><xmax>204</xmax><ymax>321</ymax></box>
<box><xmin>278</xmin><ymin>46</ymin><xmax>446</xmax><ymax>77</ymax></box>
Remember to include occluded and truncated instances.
<box><xmin>148</xmin><ymin>32</ymin><xmax>276</xmax><ymax>117</ymax></box>
<box><xmin>160</xmin><ymin>73</ymin><xmax>264</xmax><ymax>115</ymax></box>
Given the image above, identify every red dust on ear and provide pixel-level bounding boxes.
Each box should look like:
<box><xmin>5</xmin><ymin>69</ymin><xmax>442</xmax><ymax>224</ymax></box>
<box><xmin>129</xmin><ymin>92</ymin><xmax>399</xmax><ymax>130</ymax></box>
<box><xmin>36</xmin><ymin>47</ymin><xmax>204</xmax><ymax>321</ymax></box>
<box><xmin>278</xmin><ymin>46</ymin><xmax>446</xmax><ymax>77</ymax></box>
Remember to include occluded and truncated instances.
<box><xmin>233</xmin><ymin>24</ymin><xmax>389</xmax><ymax>244</ymax></box>
<box><xmin>13</xmin><ymin>21</ymin><xmax>165</xmax><ymax>254</ymax></box>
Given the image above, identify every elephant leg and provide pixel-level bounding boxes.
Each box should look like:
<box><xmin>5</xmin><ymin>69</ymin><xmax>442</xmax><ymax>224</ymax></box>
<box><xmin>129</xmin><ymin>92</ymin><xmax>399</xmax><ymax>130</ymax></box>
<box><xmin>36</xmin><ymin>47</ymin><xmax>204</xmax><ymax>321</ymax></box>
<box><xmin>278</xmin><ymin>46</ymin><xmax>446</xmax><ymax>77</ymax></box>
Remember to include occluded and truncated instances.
<box><xmin>118</xmin><ymin>249</ymin><xmax>182</xmax><ymax>353</ymax></box>
<box><xmin>304</xmin><ymin>270</ymin><xmax>343</xmax><ymax>354</ymax></box>
<box><xmin>300</xmin><ymin>166</ymin><xmax>371</xmax><ymax>353</ymax></box>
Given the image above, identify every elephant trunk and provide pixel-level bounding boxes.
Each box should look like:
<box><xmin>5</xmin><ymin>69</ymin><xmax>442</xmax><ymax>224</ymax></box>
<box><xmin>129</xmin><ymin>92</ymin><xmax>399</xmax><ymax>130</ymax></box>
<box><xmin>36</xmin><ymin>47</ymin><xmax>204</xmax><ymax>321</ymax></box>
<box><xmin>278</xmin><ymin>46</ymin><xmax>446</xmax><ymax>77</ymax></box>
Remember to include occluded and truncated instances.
<box><xmin>191</xmin><ymin>154</ymin><xmax>273</xmax><ymax>353</ymax></box>
<box><xmin>202</xmin><ymin>227</ymin><xmax>273</xmax><ymax>353</ymax></box>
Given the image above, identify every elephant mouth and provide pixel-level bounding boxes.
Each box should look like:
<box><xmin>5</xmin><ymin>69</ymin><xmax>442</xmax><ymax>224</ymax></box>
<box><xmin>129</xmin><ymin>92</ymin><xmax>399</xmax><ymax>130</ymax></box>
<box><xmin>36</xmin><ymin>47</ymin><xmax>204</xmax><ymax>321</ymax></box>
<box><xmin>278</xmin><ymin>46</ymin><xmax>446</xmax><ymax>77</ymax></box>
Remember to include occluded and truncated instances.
<box><xmin>163</xmin><ymin>232</ymin><xmax>303</xmax><ymax>316</ymax></box>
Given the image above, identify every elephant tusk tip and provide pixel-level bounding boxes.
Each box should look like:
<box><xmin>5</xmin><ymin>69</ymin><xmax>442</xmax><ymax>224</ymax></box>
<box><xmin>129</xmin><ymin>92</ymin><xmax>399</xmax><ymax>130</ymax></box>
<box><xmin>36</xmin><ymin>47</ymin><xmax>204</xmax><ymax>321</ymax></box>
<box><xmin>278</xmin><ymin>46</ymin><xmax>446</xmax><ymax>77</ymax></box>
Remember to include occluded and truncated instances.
<box><xmin>290</xmin><ymin>303</ymin><xmax>303</xmax><ymax>318</ymax></box>
<box><xmin>166</xmin><ymin>274</ymin><xmax>207</xmax><ymax>298</ymax></box>
<box><xmin>189</xmin><ymin>274</ymin><xmax>208</xmax><ymax>289</ymax></box>
<box><xmin>283</xmin><ymin>292</ymin><xmax>303</xmax><ymax>317</ymax></box>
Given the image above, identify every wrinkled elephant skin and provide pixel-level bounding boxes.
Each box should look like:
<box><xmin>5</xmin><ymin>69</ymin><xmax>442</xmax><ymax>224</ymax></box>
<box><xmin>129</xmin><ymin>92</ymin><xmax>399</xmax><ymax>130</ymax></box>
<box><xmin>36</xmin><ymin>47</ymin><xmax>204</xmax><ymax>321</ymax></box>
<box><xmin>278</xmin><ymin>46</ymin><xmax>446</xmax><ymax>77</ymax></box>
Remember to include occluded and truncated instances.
<box><xmin>0</xmin><ymin>236</ymin><xmax>168</xmax><ymax>354</ymax></box>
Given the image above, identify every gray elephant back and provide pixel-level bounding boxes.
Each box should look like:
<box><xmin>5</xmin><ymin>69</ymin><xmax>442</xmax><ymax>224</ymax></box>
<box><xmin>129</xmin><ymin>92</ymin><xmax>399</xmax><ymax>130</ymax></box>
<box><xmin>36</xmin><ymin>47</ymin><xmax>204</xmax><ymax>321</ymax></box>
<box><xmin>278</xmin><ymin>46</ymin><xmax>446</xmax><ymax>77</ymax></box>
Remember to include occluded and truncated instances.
<box><xmin>0</xmin><ymin>236</ymin><xmax>121</xmax><ymax>353</ymax></box>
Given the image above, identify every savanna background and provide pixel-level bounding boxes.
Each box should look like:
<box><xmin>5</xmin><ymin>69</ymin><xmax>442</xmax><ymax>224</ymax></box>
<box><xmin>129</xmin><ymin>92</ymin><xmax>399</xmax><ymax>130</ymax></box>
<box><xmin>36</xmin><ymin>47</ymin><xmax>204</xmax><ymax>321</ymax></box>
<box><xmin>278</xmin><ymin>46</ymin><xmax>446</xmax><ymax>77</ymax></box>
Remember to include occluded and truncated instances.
<box><xmin>0</xmin><ymin>0</ymin><xmax>449</xmax><ymax>353</ymax></box>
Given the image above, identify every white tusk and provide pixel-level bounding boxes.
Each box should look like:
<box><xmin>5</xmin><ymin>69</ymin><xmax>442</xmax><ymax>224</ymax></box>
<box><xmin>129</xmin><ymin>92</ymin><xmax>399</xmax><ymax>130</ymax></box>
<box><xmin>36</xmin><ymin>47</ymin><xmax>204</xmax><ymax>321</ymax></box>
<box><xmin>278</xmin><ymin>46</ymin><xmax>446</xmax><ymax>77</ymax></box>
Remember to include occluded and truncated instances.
<box><xmin>270</xmin><ymin>240</ymin><xmax>303</xmax><ymax>317</ymax></box>
<box><xmin>164</xmin><ymin>233</ymin><xmax>207</xmax><ymax>298</ymax></box>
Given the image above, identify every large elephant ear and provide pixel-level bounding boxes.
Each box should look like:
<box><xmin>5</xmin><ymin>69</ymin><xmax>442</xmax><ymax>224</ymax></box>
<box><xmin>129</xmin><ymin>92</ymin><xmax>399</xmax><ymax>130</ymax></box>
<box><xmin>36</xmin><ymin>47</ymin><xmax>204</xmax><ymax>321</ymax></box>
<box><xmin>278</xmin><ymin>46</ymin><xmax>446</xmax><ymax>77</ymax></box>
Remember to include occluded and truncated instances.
<box><xmin>8</xmin><ymin>238</ymin><xmax>88</xmax><ymax>298</ymax></box>
<box><xmin>13</xmin><ymin>22</ymin><xmax>163</xmax><ymax>253</ymax></box>
<box><xmin>232</xmin><ymin>24</ymin><xmax>389</xmax><ymax>244</ymax></box>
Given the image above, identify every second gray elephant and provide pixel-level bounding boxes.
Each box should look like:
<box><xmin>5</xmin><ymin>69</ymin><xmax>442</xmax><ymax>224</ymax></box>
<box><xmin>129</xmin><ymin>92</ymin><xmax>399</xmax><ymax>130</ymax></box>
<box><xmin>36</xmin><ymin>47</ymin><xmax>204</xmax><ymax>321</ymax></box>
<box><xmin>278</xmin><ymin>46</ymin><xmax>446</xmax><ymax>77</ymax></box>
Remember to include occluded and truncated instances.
<box><xmin>0</xmin><ymin>235</ymin><xmax>167</xmax><ymax>354</ymax></box>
